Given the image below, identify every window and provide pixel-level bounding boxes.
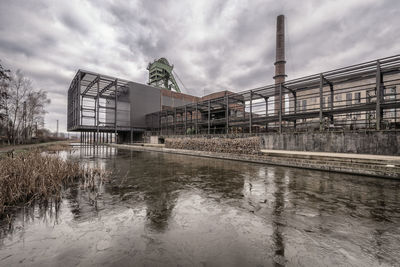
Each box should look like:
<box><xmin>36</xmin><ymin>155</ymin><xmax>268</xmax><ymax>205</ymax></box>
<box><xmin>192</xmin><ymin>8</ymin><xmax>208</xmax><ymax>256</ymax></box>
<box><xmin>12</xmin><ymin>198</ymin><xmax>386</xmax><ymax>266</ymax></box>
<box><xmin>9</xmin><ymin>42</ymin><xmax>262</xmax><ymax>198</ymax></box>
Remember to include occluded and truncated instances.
<box><xmin>297</xmin><ymin>100</ymin><xmax>301</xmax><ymax>112</ymax></box>
<box><xmin>346</xmin><ymin>93</ymin><xmax>352</xmax><ymax>106</ymax></box>
<box><xmin>302</xmin><ymin>100</ymin><xmax>307</xmax><ymax>112</ymax></box>
<box><xmin>355</xmin><ymin>92</ymin><xmax>361</xmax><ymax>104</ymax></box>
<box><xmin>384</xmin><ymin>87</ymin><xmax>396</xmax><ymax>101</ymax></box>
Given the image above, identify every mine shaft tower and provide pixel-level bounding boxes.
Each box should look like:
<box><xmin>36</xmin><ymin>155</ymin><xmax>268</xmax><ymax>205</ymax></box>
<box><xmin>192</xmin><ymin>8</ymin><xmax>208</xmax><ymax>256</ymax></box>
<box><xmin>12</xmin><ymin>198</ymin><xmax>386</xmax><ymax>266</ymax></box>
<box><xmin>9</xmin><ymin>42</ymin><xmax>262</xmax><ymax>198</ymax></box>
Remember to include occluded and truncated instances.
<box><xmin>147</xmin><ymin>58</ymin><xmax>181</xmax><ymax>93</ymax></box>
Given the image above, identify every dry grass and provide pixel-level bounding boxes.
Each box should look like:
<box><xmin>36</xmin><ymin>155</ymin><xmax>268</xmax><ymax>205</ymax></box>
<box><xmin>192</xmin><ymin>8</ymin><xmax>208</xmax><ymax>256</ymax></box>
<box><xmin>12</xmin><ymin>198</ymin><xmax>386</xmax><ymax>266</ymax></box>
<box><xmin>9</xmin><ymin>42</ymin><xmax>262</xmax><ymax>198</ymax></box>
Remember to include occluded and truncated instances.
<box><xmin>0</xmin><ymin>150</ymin><xmax>107</xmax><ymax>216</ymax></box>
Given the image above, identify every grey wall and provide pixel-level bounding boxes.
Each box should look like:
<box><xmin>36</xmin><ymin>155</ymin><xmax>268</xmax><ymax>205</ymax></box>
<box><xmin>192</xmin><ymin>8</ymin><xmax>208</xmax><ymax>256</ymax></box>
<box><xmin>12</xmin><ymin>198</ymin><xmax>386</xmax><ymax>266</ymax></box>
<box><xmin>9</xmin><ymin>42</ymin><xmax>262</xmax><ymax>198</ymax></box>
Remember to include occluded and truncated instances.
<box><xmin>262</xmin><ymin>131</ymin><xmax>400</xmax><ymax>156</ymax></box>
<box><xmin>128</xmin><ymin>82</ymin><xmax>161</xmax><ymax>129</ymax></box>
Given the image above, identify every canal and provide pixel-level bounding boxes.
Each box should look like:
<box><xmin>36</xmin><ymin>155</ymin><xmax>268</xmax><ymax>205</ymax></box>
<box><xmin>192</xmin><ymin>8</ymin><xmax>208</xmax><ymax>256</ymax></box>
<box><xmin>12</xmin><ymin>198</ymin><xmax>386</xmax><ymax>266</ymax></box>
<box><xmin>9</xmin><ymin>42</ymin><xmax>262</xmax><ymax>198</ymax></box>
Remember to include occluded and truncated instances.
<box><xmin>0</xmin><ymin>145</ymin><xmax>400</xmax><ymax>266</ymax></box>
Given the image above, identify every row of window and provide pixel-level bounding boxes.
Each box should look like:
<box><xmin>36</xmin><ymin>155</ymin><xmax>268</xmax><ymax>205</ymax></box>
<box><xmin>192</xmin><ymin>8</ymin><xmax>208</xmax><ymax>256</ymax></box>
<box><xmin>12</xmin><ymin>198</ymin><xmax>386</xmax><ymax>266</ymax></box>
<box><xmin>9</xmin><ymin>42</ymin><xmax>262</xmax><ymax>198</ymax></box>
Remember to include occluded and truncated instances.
<box><xmin>296</xmin><ymin>87</ymin><xmax>397</xmax><ymax>112</ymax></box>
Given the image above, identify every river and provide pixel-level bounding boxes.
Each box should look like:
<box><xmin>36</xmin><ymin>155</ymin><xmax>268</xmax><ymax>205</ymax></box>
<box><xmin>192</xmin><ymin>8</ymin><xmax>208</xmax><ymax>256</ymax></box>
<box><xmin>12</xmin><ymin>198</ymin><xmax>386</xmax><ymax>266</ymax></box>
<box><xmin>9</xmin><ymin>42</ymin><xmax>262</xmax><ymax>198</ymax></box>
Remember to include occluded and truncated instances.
<box><xmin>0</xmin><ymin>144</ymin><xmax>399</xmax><ymax>266</ymax></box>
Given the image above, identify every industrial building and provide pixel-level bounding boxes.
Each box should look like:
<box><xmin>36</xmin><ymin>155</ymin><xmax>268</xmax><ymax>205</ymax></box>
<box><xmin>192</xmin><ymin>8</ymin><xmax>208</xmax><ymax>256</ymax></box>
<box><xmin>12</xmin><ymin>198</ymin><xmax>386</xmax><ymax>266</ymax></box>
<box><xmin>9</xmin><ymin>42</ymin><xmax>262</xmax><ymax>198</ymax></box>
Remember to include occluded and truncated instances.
<box><xmin>67</xmin><ymin>15</ymin><xmax>400</xmax><ymax>143</ymax></box>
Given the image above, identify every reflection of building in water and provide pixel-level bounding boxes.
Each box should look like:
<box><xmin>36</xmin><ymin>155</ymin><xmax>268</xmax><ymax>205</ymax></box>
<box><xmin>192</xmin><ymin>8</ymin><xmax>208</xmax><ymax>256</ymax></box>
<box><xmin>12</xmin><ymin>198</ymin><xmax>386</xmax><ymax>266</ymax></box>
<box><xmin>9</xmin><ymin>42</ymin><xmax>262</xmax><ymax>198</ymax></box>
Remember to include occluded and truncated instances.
<box><xmin>271</xmin><ymin>168</ymin><xmax>286</xmax><ymax>267</ymax></box>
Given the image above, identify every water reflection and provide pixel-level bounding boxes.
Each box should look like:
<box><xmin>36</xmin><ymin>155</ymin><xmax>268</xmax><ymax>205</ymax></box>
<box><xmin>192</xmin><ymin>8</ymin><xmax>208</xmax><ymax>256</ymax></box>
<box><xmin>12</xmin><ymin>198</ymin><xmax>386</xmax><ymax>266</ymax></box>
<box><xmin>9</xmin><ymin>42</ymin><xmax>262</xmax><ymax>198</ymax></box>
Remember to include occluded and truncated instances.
<box><xmin>0</xmin><ymin>145</ymin><xmax>400</xmax><ymax>266</ymax></box>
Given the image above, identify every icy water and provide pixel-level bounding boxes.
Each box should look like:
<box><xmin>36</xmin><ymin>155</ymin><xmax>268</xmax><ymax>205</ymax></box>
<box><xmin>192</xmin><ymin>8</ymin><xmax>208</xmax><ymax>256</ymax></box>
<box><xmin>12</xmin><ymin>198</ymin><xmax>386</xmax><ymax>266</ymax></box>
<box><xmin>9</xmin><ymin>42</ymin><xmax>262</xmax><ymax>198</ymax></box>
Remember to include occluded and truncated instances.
<box><xmin>0</xmin><ymin>145</ymin><xmax>400</xmax><ymax>267</ymax></box>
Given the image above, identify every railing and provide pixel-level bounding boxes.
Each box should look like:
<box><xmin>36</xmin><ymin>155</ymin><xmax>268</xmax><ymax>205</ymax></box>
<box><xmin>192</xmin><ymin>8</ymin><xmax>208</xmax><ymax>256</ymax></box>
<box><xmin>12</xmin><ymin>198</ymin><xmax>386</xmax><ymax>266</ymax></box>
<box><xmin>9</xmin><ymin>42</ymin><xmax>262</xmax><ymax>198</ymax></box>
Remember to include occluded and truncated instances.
<box><xmin>146</xmin><ymin>55</ymin><xmax>400</xmax><ymax>135</ymax></box>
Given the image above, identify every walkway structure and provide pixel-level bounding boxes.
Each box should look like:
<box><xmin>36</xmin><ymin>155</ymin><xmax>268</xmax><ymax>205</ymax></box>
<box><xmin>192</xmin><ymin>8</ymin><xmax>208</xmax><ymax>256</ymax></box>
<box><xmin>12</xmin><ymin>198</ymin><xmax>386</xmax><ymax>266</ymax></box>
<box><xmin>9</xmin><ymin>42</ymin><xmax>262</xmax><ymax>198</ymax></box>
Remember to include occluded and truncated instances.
<box><xmin>146</xmin><ymin>55</ymin><xmax>400</xmax><ymax>135</ymax></box>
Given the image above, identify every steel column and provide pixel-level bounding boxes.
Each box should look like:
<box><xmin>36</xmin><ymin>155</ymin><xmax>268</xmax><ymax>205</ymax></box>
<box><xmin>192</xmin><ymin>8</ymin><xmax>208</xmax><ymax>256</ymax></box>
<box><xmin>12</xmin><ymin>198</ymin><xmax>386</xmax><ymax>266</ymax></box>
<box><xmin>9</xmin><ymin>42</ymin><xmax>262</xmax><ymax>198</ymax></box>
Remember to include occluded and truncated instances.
<box><xmin>96</xmin><ymin>76</ymin><xmax>100</xmax><ymax>143</ymax></box>
<box><xmin>249</xmin><ymin>90</ymin><xmax>253</xmax><ymax>133</ymax></box>
<box><xmin>226</xmin><ymin>95</ymin><xmax>229</xmax><ymax>134</ymax></box>
<box><xmin>279</xmin><ymin>85</ymin><xmax>282</xmax><ymax>133</ymax></box>
<box><xmin>173</xmin><ymin>108</ymin><xmax>177</xmax><ymax>134</ymax></box>
<box><xmin>329</xmin><ymin>83</ymin><xmax>334</xmax><ymax>124</ymax></box>
<box><xmin>114</xmin><ymin>79</ymin><xmax>118</xmax><ymax>143</ymax></box>
<box><xmin>195</xmin><ymin>103</ymin><xmax>198</xmax><ymax>134</ymax></box>
<box><xmin>319</xmin><ymin>73</ymin><xmax>324</xmax><ymax>131</ymax></box>
<box><xmin>376</xmin><ymin>60</ymin><xmax>382</xmax><ymax>130</ymax></box>
<box><xmin>208</xmin><ymin>100</ymin><xmax>211</xmax><ymax>134</ymax></box>
<box><xmin>292</xmin><ymin>92</ymin><xmax>297</xmax><ymax>130</ymax></box>
<box><xmin>77</xmin><ymin>71</ymin><xmax>81</xmax><ymax>127</ymax></box>
<box><xmin>184</xmin><ymin>106</ymin><xmax>187</xmax><ymax>135</ymax></box>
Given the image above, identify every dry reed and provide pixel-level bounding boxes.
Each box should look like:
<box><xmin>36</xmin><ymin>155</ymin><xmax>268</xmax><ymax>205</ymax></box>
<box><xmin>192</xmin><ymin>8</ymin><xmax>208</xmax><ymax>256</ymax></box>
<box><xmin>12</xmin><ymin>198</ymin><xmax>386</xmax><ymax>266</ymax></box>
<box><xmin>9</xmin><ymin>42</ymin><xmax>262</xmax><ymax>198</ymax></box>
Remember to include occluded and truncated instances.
<box><xmin>0</xmin><ymin>150</ymin><xmax>107</xmax><ymax>216</ymax></box>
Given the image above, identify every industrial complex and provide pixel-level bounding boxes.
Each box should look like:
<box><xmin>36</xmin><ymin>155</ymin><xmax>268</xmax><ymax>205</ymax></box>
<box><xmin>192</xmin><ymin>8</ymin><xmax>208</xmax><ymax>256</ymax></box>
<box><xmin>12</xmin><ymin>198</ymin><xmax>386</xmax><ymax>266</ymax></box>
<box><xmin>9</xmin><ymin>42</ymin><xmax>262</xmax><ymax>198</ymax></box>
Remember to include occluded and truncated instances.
<box><xmin>67</xmin><ymin>15</ymin><xmax>400</xmax><ymax>148</ymax></box>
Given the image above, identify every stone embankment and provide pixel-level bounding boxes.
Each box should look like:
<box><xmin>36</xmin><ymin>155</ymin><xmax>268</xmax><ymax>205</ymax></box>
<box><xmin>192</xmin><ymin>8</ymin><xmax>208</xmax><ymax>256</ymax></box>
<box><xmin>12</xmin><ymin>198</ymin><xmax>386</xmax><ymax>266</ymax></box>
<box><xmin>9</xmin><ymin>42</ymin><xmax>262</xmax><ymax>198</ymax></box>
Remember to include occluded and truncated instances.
<box><xmin>165</xmin><ymin>137</ymin><xmax>261</xmax><ymax>154</ymax></box>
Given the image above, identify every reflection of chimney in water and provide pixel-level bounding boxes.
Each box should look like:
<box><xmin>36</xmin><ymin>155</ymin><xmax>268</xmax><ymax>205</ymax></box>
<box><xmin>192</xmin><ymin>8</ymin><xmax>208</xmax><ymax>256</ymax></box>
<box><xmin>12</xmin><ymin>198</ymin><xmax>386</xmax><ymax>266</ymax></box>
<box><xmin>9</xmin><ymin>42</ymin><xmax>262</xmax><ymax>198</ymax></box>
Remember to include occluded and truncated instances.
<box><xmin>274</xmin><ymin>15</ymin><xmax>286</xmax><ymax>115</ymax></box>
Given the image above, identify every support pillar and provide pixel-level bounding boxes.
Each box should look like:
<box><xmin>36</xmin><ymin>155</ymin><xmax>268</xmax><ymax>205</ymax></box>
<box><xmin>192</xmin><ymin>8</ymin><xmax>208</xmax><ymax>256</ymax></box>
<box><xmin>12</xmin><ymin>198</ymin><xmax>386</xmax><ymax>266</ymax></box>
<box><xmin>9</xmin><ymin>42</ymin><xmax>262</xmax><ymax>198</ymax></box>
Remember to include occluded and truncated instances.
<box><xmin>226</xmin><ymin>95</ymin><xmax>229</xmax><ymax>134</ymax></box>
<box><xmin>292</xmin><ymin>92</ymin><xmax>297</xmax><ymax>130</ymax></box>
<box><xmin>184</xmin><ymin>106</ymin><xmax>187</xmax><ymax>135</ymax></box>
<box><xmin>264</xmin><ymin>97</ymin><xmax>269</xmax><ymax>131</ymax></box>
<box><xmin>376</xmin><ymin>60</ymin><xmax>382</xmax><ymax>130</ymax></box>
<box><xmin>329</xmin><ymin>83</ymin><xmax>334</xmax><ymax>125</ymax></box>
<box><xmin>173</xmin><ymin>108</ymin><xmax>177</xmax><ymax>135</ymax></box>
<box><xmin>195</xmin><ymin>103</ymin><xmax>198</xmax><ymax>135</ymax></box>
<box><xmin>279</xmin><ymin>85</ymin><xmax>282</xmax><ymax>133</ymax></box>
<box><xmin>319</xmin><ymin>73</ymin><xmax>324</xmax><ymax>131</ymax></box>
<box><xmin>249</xmin><ymin>91</ymin><xmax>253</xmax><ymax>133</ymax></box>
<box><xmin>114</xmin><ymin>79</ymin><xmax>118</xmax><ymax>143</ymax></box>
<box><xmin>96</xmin><ymin>76</ymin><xmax>100</xmax><ymax>144</ymax></box>
<box><xmin>208</xmin><ymin>100</ymin><xmax>211</xmax><ymax>134</ymax></box>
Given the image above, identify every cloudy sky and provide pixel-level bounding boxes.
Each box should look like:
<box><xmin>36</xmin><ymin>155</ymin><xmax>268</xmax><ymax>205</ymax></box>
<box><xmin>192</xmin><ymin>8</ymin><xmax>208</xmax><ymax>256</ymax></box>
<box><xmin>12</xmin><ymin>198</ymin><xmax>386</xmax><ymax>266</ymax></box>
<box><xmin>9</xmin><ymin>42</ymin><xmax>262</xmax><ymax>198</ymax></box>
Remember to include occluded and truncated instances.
<box><xmin>0</xmin><ymin>0</ymin><xmax>399</xmax><ymax>132</ymax></box>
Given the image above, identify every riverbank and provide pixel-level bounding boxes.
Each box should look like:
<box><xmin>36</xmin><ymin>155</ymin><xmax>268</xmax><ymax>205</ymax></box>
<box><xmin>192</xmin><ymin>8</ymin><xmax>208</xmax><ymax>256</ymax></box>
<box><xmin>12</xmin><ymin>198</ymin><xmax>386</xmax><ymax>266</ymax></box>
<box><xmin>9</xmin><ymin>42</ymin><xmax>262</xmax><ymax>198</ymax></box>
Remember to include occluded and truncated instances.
<box><xmin>109</xmin><ymin>143</ymin><xmax>400</xmax><ymax>179</ymax></box>
<box><xmin>0</xmin><ymin>144</ymin><xmax>107</xmax><ymax>216</ymax></box>
<box><xmin>0</xmin><ymin>140</ymin><xmax>71</xmax><ymax>153</ymax></box>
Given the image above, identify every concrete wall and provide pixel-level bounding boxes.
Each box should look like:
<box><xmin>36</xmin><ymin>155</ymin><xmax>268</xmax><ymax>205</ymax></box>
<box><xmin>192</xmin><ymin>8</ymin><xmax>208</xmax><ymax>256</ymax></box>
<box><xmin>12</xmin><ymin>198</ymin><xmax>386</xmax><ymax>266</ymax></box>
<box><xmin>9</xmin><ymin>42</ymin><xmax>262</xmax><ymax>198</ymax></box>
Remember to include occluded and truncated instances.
<box><xmin>262</xmin><ymin>131</ymin><xmax>400</xmax><ymax>156</ymax></box>
<box><xmin>161</xmin><ymin>131</ymin><xmax>400</xmax><ymax>156</ymax></box>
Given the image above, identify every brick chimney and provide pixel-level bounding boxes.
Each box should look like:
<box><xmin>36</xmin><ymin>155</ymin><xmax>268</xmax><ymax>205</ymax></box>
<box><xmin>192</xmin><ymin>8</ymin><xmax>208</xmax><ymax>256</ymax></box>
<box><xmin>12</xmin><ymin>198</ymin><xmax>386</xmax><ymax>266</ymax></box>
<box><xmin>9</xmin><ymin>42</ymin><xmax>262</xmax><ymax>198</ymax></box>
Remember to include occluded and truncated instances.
<box><xmin>274</xmin><ymin>15</ymin><xmax>286</xmax><ymax>115</ymax></box>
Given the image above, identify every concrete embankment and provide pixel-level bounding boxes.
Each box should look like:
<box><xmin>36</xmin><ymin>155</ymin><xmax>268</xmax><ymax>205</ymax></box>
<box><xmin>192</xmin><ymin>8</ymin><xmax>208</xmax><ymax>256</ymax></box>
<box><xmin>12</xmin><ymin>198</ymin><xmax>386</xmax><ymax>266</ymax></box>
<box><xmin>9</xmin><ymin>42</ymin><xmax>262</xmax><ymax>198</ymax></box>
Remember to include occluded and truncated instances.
<box><xmin>109</xmin><ymin>143</ymin><xmax>400</xmax><ymax>179</ymax></box>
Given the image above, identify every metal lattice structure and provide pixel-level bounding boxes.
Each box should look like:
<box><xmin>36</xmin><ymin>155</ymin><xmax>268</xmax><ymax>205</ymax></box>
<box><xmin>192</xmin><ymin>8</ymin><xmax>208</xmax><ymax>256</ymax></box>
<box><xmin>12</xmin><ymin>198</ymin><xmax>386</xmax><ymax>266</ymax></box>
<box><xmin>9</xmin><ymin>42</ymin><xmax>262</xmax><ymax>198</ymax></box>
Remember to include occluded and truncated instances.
<box><xmin>67</xmin><ymin>70</ymin><xmax>134</xmax><ymax>143</ymax></box>
<box><xmin>147</xmin><ymin>58</ymin><xmax>181</xmax><ymax>93</ymax></box>
<box><xmin>146</xmin><ymin>55</ymin><xmax>400</xmax><ymax>135</ymax></box>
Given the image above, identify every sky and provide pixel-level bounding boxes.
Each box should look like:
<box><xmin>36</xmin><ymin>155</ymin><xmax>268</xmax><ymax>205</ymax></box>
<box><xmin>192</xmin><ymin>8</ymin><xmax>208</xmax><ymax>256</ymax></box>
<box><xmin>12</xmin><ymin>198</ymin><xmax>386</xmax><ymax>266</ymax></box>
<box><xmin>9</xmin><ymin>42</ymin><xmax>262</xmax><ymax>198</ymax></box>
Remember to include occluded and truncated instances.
<box><xmin>0</xmin><ymin>0</ymin><xmax>399</xmax><ymax>132</ymax></box>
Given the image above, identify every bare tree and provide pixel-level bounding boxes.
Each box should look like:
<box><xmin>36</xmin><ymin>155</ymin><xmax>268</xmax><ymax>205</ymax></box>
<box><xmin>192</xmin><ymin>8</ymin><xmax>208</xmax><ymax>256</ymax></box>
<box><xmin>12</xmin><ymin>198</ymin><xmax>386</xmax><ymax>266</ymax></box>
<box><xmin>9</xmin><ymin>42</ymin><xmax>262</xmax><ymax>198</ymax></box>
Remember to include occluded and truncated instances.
<box><xmin>0</xmin><ymin>62</ymin><xmax>10</xmax><ymax>143</ymax></box>
<box><xmin>25</xmin><ymin>90</ymin><xmax>50</xmax><ymax>141</ymax></box>
<box><xmin>0</xmin><ymin>64</ymin><xmax>51</xmax><ymax>144</ymax></box>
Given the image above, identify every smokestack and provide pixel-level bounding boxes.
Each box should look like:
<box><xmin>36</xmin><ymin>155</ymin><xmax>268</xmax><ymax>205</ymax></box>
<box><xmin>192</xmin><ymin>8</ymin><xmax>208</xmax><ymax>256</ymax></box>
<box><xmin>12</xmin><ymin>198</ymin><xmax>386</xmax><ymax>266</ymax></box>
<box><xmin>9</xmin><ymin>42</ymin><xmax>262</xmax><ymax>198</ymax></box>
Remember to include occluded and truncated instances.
<box><xmin>274</xmin><ymin>15</ymin><xmax>286</xmax><ymax>114</ymax></box>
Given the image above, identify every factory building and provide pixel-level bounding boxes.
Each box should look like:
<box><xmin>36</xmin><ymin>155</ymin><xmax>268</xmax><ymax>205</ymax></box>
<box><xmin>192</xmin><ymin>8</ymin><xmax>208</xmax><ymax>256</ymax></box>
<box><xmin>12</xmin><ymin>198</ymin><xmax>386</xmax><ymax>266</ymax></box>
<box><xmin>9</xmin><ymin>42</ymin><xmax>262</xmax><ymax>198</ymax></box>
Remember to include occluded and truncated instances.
<box><xmin>67</xmin><ymin>15</ymin><xmax>400</xmax><ymax>143</ymax></box>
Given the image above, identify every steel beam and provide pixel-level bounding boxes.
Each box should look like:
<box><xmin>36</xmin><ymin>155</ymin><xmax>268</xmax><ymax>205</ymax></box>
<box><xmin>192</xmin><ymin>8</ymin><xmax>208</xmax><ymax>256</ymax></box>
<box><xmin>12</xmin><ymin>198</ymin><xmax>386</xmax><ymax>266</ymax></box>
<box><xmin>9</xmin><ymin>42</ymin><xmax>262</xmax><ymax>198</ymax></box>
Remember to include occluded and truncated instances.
<box><xmin>99</xmin><ymin>80</ymin><xmax>116</xmax><ymax>96</ymax></box>
<box><xmin>82</xmin><ymin>75</ymin><xmax>100</xmax><ymax>96</ymax></box>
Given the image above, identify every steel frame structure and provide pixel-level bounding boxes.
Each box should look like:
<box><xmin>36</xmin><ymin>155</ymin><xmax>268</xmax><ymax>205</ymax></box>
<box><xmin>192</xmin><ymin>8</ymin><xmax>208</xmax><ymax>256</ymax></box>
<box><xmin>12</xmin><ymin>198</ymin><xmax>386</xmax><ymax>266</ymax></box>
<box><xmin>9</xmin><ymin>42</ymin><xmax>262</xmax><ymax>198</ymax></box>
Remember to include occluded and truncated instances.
<box><xmin>146</xmin><ymin>55</ymin><xmax>400</xmax><ymax>135</ymax></box>
<box><xmin>67</xmin><ymin>69</ymin><xmax>134</xmax><ymax>143</ymax></box>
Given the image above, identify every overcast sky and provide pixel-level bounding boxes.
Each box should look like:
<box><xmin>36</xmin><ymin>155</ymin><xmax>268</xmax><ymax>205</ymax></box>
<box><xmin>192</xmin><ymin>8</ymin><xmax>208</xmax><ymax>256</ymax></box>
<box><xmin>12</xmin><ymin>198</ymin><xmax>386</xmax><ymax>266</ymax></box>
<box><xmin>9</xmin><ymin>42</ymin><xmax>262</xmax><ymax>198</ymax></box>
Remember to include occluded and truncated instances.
<box><xmin>0</xmin><ymin>0</ymin><xmax>399</xmax><ymax>132</ymax></box>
